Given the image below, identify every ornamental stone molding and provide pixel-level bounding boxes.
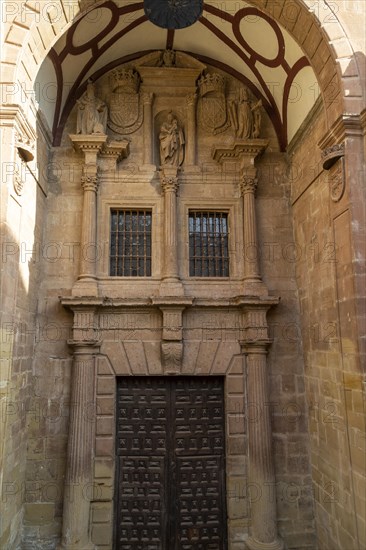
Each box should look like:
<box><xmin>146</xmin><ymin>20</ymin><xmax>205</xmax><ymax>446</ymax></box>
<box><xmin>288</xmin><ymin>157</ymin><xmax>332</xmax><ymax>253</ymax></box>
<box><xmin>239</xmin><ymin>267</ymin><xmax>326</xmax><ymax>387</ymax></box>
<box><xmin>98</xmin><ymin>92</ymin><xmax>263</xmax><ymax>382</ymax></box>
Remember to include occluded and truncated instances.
<box><xmin>321</xmin><ymin>142</ymin><xmax>345</xmax><ymax>170</ymax></box>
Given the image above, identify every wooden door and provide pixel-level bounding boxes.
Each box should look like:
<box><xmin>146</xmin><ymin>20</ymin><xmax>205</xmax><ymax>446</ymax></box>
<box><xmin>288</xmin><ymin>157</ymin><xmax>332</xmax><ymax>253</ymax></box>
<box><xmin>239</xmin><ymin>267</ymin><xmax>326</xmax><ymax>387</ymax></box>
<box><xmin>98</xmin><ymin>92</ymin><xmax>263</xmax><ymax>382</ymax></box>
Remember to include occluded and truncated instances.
<box><xmin>115</xmin><ymin>376</ymin><xmax>227</xmax><ymax>550</ymax></box>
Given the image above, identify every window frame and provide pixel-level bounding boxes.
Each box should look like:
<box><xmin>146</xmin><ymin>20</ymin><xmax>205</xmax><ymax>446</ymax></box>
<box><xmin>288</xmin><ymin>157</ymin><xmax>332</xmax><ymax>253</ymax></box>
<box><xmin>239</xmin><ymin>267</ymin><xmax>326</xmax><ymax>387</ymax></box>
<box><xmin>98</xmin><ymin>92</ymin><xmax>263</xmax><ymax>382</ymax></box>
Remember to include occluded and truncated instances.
<box><xmin>99</xmin><ymin>199</ymin><xmax>160</xmax><ymax>279</ymax></box>
<box><xmin>109</xmin><ymin>209</ymin><xmax>153</xmax><ymax>278</ymax></box>
<box><xmin>180</xmin><ymin>200</ymin><xmax>240</xmax><ymax>281</ymax></box>
<box><xmin>188</xmin><ymin>210</ymin><xmax>230</xmax><ymax>278</ymax></box>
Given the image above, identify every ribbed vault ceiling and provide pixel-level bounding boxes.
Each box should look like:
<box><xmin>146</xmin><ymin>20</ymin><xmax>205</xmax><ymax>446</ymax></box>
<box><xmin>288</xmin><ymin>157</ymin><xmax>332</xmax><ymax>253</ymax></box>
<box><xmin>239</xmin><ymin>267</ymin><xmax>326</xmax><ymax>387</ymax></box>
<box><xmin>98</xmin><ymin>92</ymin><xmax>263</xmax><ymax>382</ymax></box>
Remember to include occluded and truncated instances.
<box><xmin>36</xmin><ymin>0</ymin><xmax>320</xmax><ymax>149</ymax></box>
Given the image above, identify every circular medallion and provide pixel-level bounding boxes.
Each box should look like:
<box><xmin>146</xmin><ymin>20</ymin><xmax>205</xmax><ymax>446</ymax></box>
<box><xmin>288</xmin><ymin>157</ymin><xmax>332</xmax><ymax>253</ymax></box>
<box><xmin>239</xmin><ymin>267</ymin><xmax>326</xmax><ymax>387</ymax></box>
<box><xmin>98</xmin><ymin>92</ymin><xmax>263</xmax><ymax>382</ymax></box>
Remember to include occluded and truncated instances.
<box><xmin>144</xmin><ymin>0</ymin><xmax>203</xmax><ymax>29</ymax></box>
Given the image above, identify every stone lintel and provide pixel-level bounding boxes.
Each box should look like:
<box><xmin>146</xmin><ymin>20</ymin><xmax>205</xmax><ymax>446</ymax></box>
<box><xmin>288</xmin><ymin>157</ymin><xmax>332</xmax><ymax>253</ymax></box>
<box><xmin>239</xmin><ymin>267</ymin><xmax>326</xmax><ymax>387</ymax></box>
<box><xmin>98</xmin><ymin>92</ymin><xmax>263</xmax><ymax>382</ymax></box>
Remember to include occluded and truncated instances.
<box><xmin>212</xmin><ymin>139</ymin><xmax>269</xmax><ymax>168</ymax></box>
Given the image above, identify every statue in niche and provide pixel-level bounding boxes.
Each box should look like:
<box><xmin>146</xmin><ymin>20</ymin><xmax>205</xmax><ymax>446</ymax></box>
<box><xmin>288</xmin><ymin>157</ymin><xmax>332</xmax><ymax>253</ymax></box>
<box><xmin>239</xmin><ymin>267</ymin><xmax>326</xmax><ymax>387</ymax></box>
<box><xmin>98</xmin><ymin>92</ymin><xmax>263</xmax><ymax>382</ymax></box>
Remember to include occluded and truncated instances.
<box><xmin>76</xmin><ymin>80</ymin><xmax>107</xmax><ymax>134</ymax></box>
<box><xmin>159</xmin><ymin>113</ymin><xmax>185</xmax><ymax>167</ymax></box>
<box><xmin>229</xmin><ymin>87</ymin><xmax>262</xmax><ymax>139</ymax></box>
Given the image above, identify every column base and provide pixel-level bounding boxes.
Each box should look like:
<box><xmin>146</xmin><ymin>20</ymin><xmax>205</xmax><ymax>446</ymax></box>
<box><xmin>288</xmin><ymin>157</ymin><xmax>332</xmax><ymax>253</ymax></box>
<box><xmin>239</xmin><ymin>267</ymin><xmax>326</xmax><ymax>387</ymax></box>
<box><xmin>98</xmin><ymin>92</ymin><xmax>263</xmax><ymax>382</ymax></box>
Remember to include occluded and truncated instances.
<box><xmin>159</xmin><ymin>278</ymin><xmax>184</xmax><ymax>296</ymax></box>
<box><xmin>246</xmin><ymin>536</ymin><xmax>285</xmax><ymax>550</ymax></box>
<box><xmin>242</xmin><ymin>279</ymin><xmax>268</xmax><ymax>296</ymax></box>
<box><xmin>58</xmin><ymin>542</ymin><xmax>95</xmax><ymax>550</ymax></box>
<box><xmin>72</xmin><ymin>278</ymin><xmax>98</xmax><ymax>297</ymax></box>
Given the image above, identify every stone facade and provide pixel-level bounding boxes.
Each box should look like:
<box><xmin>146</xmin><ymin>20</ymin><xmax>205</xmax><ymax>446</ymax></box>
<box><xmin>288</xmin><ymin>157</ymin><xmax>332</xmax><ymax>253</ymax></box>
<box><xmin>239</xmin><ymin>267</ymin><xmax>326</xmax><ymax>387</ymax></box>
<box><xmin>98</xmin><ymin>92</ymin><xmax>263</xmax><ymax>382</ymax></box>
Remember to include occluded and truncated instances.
<box><xmin>1</xmin><ymin>2</ymin><xmax>365</xmax><ymax>550</ymax></box>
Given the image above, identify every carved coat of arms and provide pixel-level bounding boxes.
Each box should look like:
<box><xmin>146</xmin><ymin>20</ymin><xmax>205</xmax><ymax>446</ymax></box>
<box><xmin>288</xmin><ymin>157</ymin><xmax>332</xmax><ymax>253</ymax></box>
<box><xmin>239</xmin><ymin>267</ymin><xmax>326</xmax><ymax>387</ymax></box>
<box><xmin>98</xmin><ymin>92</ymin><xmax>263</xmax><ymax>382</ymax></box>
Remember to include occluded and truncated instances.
<box><xmin>108</xmin><ymin>69</ymin><xmax>143</xmax><ymax>134</ymax></box>
<box><xmin>197</xmin><ymin>72</ymin><xmax>230</xmax><ymax>134</ymax></box>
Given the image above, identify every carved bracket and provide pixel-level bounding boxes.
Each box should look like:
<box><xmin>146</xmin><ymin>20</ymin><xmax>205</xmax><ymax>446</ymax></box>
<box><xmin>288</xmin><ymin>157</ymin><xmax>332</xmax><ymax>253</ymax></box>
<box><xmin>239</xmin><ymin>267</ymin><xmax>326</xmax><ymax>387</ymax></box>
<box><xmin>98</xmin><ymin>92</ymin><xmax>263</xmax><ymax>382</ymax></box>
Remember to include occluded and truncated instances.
<box><xmin>153</xmin><ymin>298</ymin><xmax>192</xmax><ymax>374</ymax></box>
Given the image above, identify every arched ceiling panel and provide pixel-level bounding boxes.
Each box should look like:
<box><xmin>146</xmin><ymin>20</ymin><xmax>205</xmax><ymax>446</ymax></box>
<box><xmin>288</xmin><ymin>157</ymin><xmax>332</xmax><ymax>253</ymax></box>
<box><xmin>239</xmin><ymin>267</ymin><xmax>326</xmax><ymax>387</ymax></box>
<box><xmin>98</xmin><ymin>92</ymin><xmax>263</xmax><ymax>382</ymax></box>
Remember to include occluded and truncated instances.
<box><xmin>35</xmin><ymin>0</ymin><xmax>320</xmax><ymax>149</ymax></box>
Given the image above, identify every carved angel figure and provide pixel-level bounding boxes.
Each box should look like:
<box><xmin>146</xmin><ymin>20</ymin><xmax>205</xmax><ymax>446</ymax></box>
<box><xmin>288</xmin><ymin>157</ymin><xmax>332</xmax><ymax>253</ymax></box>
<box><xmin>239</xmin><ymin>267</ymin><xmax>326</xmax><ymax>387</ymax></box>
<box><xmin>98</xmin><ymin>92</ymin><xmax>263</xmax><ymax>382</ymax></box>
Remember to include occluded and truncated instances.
<box><xmin>159</xmin><ymin>113</ymin><xmax>185</xmax><ymax>167</ymax></box>
<box><xmin>76</xmin><ymin>80</ymin><xmax>107</xmax><ymax>135</ymax></box>
<box><xmin>229</xmin><ymin>87</ymin><xmax>262</xmax><ymax>139</ymax></box>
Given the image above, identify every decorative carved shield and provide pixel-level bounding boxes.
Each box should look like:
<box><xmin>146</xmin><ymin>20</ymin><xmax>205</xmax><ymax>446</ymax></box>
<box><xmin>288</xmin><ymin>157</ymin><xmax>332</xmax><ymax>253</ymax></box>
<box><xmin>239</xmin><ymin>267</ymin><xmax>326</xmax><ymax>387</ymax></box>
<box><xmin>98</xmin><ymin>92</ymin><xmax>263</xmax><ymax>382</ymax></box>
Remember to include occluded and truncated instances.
<box><xmin>108</xmin><ymin>90</ymin><xmax>143</xmax><ymax>135</ymax></box>
<box><xmin>110</xmin><ymin>91</ymin><xmax>139</xmax><ymax>127</ymax></box>
<box><xmin>198</xmin><ymin>93</ymin><xmax>230</xmax><ymax>134</ymax></box>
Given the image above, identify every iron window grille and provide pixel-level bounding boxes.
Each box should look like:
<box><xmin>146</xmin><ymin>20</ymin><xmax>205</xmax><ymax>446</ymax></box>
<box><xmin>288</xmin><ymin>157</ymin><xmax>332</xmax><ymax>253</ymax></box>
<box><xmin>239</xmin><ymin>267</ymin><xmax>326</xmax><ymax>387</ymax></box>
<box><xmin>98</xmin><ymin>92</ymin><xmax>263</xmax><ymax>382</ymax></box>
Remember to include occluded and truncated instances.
<box><xmin>189</xmin><ymin>211</ymin><xmax>229</xmax><ymax>277</ymax></box>
<box><xmin>110</xmin><ymin>209</ymin><xmax>152</xmax><ymax>276</ymax></box>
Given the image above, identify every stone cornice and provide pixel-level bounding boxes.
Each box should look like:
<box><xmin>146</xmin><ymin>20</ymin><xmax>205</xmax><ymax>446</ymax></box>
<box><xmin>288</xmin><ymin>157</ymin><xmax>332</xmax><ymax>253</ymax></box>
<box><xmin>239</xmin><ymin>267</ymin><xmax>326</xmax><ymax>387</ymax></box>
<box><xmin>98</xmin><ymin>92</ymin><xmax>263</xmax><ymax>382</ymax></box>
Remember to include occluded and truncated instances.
<box><xmin>61</xmin><ymin>295</ymin><xmax>280</xmax><ymax>309</ymax></box>
<box><xmin>99</xmin><ymin>139</ymin><xmax>130</xmax><ymax>162</ymax></box>
<box><xmin>212</xmin><ymin>139</ymin><xmax>269</xmax><ymax>164</ymax></box>
<box><xmin>0</xmin><ymin>104</ymin><xmax>37</xmax><ymax>142</ymax></box>
<box><xmin>69</xmin><ymin>133</ymin><xmax>108</xmax><ymax>153</ymax></box>
<box><xmin>318</xmin><ymin>112</ymin><xmax>365</xmax><ymax>150</ymax></box>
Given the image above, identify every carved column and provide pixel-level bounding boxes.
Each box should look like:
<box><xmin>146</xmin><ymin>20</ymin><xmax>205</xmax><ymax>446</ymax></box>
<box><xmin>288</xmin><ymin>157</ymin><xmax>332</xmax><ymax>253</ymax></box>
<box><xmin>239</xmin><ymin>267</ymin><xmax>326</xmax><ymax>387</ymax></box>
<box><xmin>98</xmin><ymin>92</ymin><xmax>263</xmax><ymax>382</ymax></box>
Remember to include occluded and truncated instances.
<box><xmin>186</xmin><ymin>93</ymin><xmax>197</xmax><ymax>166</ymax></box>
<box><xmin>59</xmin><ymin>308</ymin><xmax>99</xmax><ymax>550</ymax></box>
<box><xmin>211</xmin><ymin>140</ymin><xmax>268</xmax><ymax>296</ymax></box>
<box><xmin>142</xmin><ymin>92</ymin><xmax>154</xmax><ymax>165</ymax></box>
<box><xmin>69</xmin><ymin>135</ymin><xmax>107</xmax><ymax>296</ymax></box>
<box><xmin>240</xmin><ymin>174</ymin><xmax>261</xmax><ymax>286</ymax></box>
<box><xmin>241</xmin><ymin>305</ymin><xmax>283</xmax><ymax>550</ymax></box>
<box><xmin>159</xmin><ymin>166</ymin><xmax>183</xmax><ymax>296</ymax></box>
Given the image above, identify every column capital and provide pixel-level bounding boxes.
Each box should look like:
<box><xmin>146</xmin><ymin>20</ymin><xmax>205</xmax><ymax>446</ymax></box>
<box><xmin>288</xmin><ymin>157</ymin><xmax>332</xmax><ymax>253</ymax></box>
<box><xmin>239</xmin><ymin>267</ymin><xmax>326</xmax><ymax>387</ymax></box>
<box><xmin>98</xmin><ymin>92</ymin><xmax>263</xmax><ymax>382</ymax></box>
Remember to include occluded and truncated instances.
<box><xmin>240</xmin><ymin>176</ymin><xmax>258</xmax><ymax>196</ymax></box>
<box><xmin>141</xmin><ymin>91</ymin><xmax>154</xmax><ymax>105</ymax></box>
<box><xmin>159</xmin><ymin>167</ymin><xmax>179</xmax><ymax>193</ymax></box>
<box><xmin>67</xmin><ymin>340</ymin><xmax>101</xmax><ymax>354</ymax></box>
<box><xmin>81</xmin><ymin>171</ymin><xmax>99</xmax><ymax>192</ymax></box>
<box><xmin>240</xmin><ymin>340</ymin><xmax>272</xmax><ymax>355</ymax></box>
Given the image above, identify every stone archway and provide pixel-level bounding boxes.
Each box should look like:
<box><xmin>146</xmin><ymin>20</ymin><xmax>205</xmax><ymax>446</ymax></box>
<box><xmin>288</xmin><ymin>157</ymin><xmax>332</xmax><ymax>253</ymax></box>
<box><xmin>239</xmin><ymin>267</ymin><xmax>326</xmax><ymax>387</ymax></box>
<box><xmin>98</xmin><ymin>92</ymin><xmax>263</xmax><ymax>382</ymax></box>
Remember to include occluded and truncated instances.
<box><xmin>2</xmin><ymin>0</ymin><xmax>364</xmax><ymax>132</ymax></box>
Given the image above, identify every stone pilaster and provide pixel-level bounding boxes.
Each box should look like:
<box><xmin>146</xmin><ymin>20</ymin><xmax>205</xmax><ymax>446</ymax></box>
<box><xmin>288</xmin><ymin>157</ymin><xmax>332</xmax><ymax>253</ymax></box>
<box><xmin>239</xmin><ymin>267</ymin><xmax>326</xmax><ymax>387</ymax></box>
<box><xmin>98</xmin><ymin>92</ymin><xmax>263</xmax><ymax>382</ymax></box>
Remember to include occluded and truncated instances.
<box><xmin>239</xmin><ymin>174</ymin><xmax>262</xmax><ymax>291</ymax></box>
<box><xmin>142</xmin><ymin>92</ymin><xmax>154</xmax><ymax>166</ymax></box>
<box><xmin>240</xmin><ymin>305</ymin><xmax>283</xmax><ymax>550</ymax></box>
<box><xmin>186</xmin><ymin>92</ymin><xmax>197</xmax><ymax>166</ymax></box>
<box><xmin>59</xmin><ymin>306</ymin><xmax>100</xmax><ymax>550</ymax></box>
<box><xmin>69</xmin><ymin>135</ymin><xmax>107</xmax><ymax>296</ymax></box>
<box><xmin>159</xmin><ymin>166</ymin><xmax>183</xmax><ymax>296</ymax></box>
